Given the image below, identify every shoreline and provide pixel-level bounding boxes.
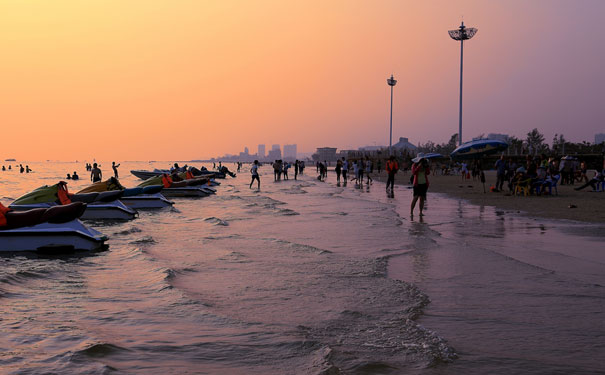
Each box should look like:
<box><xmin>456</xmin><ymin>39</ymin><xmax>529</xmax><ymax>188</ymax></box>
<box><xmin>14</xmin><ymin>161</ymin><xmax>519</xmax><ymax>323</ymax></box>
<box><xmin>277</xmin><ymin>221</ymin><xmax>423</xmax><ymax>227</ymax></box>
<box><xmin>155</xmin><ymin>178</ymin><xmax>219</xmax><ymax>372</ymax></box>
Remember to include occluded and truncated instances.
<box><xmin>369</xmin><ymin>170</ymin><xmax>605</xmax><ymax>224</ymax></box>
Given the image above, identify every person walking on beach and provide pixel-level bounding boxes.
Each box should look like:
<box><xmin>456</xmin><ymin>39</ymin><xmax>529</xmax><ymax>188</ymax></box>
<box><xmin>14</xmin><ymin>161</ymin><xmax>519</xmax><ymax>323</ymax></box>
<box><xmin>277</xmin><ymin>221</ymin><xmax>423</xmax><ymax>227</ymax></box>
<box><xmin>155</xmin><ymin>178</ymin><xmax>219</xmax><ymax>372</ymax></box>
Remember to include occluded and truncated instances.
<box><xmin>358</xmin><ymin>159</ymin><xmax>364</xmax><ymax>185</ymax></box>
<box><xmin>341</xmin><ymin>157</ymin><xmax>348</xmax><ymax>183</ymax></box>
<box><xmin>112</xmin><ymin>161</ymin><xmax>120</xmax><ymax>179</ymax></box>
<box><xmin>335</xmin><ymin>158</ymin><xmax>342</xmax><ymax>184</ymax></box>
<box><xmin>385</xmin><ymin>155</ymin><xmax>398</xmax><ymax>192</ymax></box>
<box><xmin>91</xmin><ymin>163</ymin><xmax>102</xmax><ymax>183</ymax></box>
<box><xmin>495</xmin><ymin>155</ymin><xmax>507</xmax><ymax>192</ymax></box>
<box><xmin>283</xmin><ymin>161</ymin><xmax>290</xmax><ymax>180</ymax></box>
<box><xmin>294</xmin><ymin>160</ymin><xmax>299</xmax><ymax>180</ymax></box>
<box><xmin>365</xmin><ymin>158</ymin><xmax>373</xmax><ymax>185</ymax></box>
<box><xmin>411</xmin><ymin>154</ymin><xmax>430</xmax><ymax>217</ymax></box>
<box><xmin>250</xmin><ymin>160</ymin><xmax>260</xmax><ymax>189</ymax></box>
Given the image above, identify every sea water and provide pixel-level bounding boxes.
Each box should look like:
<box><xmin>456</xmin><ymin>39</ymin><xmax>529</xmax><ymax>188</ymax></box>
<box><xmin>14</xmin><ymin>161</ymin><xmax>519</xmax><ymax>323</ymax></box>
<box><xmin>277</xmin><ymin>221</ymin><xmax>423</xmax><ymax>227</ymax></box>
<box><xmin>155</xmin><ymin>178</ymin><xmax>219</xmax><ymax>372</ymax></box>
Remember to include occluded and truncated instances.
<box><xmin>0</xmin><ymin>161</ymin><xmax>603</xmax><ymax>374</ymax></box>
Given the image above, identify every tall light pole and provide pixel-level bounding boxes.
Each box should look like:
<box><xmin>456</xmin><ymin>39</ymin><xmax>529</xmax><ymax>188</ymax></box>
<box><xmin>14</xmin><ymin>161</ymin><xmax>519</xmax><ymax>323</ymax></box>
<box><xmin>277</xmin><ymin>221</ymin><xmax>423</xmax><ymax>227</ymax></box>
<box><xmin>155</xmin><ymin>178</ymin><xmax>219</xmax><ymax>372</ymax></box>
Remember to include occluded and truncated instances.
<box><xmin>449</xmin><ymin>21</ymin><xmax>477</xmax><ymax>146</ymax></box>
<box><xmin>387</xmin><ymin>74</ymin><xmax>397</xmax><ymax>155</ymax></box>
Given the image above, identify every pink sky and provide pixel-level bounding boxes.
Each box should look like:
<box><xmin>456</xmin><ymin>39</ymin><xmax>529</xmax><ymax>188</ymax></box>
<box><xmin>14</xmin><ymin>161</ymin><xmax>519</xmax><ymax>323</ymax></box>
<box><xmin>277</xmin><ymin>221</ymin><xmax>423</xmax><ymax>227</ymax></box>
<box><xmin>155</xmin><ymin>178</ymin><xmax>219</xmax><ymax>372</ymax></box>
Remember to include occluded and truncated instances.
<box><xmin>0</xmin><ymin>0</ymin><xmax>603</xmax><ymax>161</ymax></box>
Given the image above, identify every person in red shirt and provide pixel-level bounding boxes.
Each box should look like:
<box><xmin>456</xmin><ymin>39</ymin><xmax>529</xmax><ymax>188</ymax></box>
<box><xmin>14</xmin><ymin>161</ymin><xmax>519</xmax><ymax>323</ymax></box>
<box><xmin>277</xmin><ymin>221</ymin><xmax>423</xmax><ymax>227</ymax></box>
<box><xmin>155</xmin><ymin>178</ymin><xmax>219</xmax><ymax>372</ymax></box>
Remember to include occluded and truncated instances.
<box><xmin>385</xmin><ymin>156</ymin><xmax>399</xmax><ymax>192</ymax></box>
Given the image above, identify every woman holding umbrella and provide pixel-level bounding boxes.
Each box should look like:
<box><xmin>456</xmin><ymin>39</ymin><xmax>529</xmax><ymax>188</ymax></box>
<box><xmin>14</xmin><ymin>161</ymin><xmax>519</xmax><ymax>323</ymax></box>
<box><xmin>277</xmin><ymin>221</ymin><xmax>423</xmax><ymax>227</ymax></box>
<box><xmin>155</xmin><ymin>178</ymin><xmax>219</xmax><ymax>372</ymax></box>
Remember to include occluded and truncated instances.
<box><xmin>411</xmin><ymin>153</ymin><xmax>430</xmax><ymax>217</ymax></box>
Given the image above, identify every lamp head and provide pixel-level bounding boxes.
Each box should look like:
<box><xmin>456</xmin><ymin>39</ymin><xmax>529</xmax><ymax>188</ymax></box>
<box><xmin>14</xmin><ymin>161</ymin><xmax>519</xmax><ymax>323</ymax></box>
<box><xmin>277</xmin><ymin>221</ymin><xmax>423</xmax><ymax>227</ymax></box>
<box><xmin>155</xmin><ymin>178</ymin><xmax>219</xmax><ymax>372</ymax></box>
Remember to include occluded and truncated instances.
<box><xmin>387</xmin><ymin>74</ymin><xmax>397</xmax><ymax>86</ymax></box>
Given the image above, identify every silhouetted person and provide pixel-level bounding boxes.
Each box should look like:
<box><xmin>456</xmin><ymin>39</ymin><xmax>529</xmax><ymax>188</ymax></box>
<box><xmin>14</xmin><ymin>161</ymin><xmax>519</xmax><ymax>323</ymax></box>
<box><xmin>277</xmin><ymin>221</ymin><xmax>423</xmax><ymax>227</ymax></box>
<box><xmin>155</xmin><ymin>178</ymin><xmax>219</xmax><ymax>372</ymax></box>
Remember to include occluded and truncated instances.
<box><xmin>250</xmin><ymin>160</ymin><xmax>260</xmax><ymax>189</ymax></box>
<box><xmin>91</xmin><ymin>163</ymin><xmax>102</xmax><ymax>182</ymax></box>
<box><xmin>72</xmin><ymin>171</ymin><xmax>79</xmax><ymax>180</ymax></box>
<box><xmin>112</xmin><ymin>161</ymin><xmax>120</xmax><ymax>179</ymax></box>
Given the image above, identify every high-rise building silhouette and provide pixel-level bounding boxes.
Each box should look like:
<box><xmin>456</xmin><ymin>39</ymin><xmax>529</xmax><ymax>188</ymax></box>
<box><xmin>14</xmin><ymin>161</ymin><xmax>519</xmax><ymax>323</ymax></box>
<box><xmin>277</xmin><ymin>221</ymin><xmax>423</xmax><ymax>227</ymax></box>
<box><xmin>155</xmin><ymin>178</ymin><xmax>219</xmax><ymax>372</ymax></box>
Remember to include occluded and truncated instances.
<box><xmin>283</xmin><ymin>144</ymin><xmax>297</xmax><ymax>160</ymax></box>
<box><xmin>257</xmin><ymin>144</ymin><xmax>265</xmax><ymax>158</ymax></box>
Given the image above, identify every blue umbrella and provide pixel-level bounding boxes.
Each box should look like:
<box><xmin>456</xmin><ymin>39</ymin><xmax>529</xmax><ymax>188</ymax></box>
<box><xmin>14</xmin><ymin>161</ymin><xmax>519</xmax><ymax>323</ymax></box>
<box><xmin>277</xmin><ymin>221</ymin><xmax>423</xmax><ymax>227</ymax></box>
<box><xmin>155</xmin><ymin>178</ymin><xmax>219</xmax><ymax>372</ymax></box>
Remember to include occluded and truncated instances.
<box><xmin>450</xmin><ymin>139</ymin><xmax>508</xmax><ymax>159</ymax></box>
<box><xmin>424</xmin><ymin>152</ymin><xmax>443</xmax><ymax>159</ymax></box>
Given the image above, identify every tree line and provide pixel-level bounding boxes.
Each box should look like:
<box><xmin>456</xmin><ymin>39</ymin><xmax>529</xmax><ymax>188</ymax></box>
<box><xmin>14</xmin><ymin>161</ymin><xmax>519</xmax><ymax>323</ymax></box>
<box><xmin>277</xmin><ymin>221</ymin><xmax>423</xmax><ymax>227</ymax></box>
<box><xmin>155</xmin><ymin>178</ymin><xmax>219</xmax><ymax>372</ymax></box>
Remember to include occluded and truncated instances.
<box><xmin>417</xmin><ymin>129</ymin><xmax>605</xmax><ymax>156</ymax></box>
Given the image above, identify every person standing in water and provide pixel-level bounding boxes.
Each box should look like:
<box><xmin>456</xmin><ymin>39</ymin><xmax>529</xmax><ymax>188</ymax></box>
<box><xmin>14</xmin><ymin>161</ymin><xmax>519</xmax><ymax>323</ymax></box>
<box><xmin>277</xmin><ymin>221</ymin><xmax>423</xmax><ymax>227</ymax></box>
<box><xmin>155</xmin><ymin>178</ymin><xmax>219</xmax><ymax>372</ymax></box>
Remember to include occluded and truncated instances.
<box><xmin>385</xmin><ymin>155</ymin><xmax>398</xmax><ymax>192</ymax></box>
<box><xmin>250</xmin><ymin>160</ymin><xmax>260</xmax><ymax>189</ymax></box>
<box><xmin>112</xmin><ymin>161</ymin><xmax>121</xmax><ymax>179</ymax></box>
<box><xmin>365</xmin><ymin>158</ymin><xmax>373</xmax><ymax>185</ymax></box>
<box><xmin>410</xmin><ymin>154</ymin><xmax>430</xmax><ymax>217</ymax></box>
<box><xmin>335</xmin><ymin>158</ymin><xmax>342</xmax><ymax>184</ymax></box>
<box><xmin>91</xmin><ymin>163</ymin><xmax>102</xmax><ymax>183</ymax></box>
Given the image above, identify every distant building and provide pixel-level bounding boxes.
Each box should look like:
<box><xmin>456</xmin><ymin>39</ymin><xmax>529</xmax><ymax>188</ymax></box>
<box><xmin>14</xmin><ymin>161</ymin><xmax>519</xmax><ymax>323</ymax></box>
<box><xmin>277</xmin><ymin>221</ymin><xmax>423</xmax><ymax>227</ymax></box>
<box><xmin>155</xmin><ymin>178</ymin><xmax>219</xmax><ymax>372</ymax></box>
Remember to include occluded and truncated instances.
<box><xmin>283</xmin><ymin>144</ymin><xmax>297</xmax><ymax>160</ymax></box>
<box><xmin>358</xmin><ymin>145</ymin><xmax>385</xmax><ymax>151</ymax></box>
<box><xmin>487</xmin><ymin>133</ymin><xmax>510</xmax><ymax>143</ymax></box>
<box><xmin>267</xmin><ymin>148</ymin><xmax>282</xmax><ymax>160</ymax></box>
<box><xmin>272</xmin><ymin>144</ymin><xmax>280</xmax><ymax>151</ymax></box>
<box><xmin>239</xmin><ymin>147</ymin><xmax>251</xmax><ymax>160</ymax></box>
<box><xmin>595</xmin><ymin>133</ymin><xmax>605</xmax><ymax>145</ymax></box>
<box><xmin>257</xmin><ymin>144</ymin><xmax>265</xmax><ymax>158</ymax></box>
<box><xmin>312</xmin><ymin>147</ymin><xmax>338</xmax><ymax>162</ymax></box>
<box><xmin>392</xmin><ymin>137</ymin><xmax>417</xmax><ymax>151</ymax></box>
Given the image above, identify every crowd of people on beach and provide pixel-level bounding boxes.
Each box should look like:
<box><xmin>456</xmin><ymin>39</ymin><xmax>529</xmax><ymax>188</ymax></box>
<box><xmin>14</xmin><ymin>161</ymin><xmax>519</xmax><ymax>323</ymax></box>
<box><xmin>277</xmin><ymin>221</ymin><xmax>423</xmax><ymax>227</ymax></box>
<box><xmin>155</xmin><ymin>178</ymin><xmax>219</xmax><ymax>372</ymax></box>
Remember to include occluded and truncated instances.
<box><xmin>248</xmin><ymin>153</ymin><xmax>431</xmax><ymax>216</ymax></box>
<box><xmin>489</xmin><ymin>154</ymin><xmax>605</xmax><ymax>195</ymax></box>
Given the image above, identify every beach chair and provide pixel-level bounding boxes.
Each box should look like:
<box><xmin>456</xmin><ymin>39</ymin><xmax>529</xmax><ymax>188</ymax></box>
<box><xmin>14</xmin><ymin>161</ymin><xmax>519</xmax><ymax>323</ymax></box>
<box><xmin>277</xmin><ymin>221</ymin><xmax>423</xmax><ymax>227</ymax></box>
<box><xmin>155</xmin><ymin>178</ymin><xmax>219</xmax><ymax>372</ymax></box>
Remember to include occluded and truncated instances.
<box><xmin>546</xmin><ymin>175</ymin><xmax>559</xmax><ymax>196</ymax></box>
<box><xmin>514</xmin><ymin>178</ymin><xmax>532</xmax><ymax>196</ymax></box>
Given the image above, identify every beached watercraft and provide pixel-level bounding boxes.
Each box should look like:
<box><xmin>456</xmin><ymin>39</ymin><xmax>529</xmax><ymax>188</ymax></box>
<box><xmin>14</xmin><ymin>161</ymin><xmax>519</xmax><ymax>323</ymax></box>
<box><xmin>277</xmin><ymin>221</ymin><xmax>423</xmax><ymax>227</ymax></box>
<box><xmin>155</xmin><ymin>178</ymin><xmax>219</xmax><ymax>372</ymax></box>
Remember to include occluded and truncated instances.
<box><xmin>130</xmin><ymin>166</ymin><xmax>229</xmax><ymax>180</ymax></box>
<box><xmin>10</xmin><ymin>183</ymin><xmax>138</xmax><ymax>220</ymax></box>
<box><xmin>137</xmin><ymin>174</ymin><xmax>216</xmax><ymax>197</ymax></box>
<box><xmin>77</xmin><ymin>178</ymin><xmax>173</xmax><ymax>209</ymax></box>
<box><xmin>0</xmin><ymin>202</ymin><xmax>108</xmax><ymax>252</ymax></box>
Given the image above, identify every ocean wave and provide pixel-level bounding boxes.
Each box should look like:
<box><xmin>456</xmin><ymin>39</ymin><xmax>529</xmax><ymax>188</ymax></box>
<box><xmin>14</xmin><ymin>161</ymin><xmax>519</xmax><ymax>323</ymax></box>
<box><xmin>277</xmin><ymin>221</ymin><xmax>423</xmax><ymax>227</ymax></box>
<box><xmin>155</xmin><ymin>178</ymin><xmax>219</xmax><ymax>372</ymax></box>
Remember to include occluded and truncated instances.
<box><xmin>129</xmin><ymin>236</ymin><xmax>156</xmax><ymax>245</ymax></box>
<box><xmin>71</xmin><ymin>342</ymin><xmax>129</xmax><ymax>360</ymax></box>
<box><xmin>204</xmin><ymin>217</ymin><xmax>229</xmax><ymax>226</ymax></box>
<box><xmin>218</xmin><ymin>251</ymin><xmax>251</xmax><ymax>264</ymax></box>
<box><xmin>112</xmin><ymin>226</ymin><xmax>142</xmax><ymax>236</ymax></box>
<box><xmin>266</xmin><ymin>238</ymin><xmax>332</xmax><ymax>255</ymax></box>
<box><xmin>278</xmin><ymin>208</ymin><xmax>300</xmax><ymax>216</ymax></box>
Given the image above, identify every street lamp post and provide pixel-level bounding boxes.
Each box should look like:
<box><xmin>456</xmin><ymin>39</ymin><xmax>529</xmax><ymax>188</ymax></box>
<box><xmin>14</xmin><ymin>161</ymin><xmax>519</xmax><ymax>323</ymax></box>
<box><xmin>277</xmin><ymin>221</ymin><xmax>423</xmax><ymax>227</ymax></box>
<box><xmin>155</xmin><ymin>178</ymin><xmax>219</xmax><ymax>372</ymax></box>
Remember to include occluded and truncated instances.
<box><xmin>448</xmin><ymin>21</ymin><xmax>477</xmax><ymax>146</ymax></box>
<box><xmin>387</xmin><ymin>74</ymin><xmax>397</xmax><ymax>155</ymax></box>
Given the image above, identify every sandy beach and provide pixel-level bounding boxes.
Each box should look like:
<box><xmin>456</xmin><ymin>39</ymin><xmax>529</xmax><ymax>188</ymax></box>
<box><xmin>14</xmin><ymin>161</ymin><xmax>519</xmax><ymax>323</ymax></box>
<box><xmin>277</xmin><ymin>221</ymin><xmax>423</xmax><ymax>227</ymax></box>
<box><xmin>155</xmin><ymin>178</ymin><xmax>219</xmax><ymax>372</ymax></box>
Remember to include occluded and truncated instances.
<box><xmin>372</xmin><ymin>170</ymin><xmax>605</xmax><ymax>223</ymax></box>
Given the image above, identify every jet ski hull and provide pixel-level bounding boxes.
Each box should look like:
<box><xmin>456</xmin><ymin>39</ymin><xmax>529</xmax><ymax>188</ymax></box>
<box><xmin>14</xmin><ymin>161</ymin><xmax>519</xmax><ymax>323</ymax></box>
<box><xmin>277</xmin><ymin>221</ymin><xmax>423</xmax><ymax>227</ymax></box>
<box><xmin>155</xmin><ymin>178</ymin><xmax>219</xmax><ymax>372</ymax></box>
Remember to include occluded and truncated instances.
<box><xmin>11</xmin><ymin>201</ymin><xmax>138</xmax><ymax>220</ymax></box>
<box><xmin>120</xmin><ymin>193</ymin><xmax>173</xmax><ymax>209</ymax></box>
<box><xmin>0</xmin><ymin>220</ymin><xmax>107</xmax><ymax>252</ymax></box>
<box><xmin>131</xmin><ymin>170</ymin><xmax>163</xmax><ymax>180</ymax></box>
<box><xmin>160</xmin><ymin>187</ymin><xmax>210</xmax><ymax>197</ymax></box>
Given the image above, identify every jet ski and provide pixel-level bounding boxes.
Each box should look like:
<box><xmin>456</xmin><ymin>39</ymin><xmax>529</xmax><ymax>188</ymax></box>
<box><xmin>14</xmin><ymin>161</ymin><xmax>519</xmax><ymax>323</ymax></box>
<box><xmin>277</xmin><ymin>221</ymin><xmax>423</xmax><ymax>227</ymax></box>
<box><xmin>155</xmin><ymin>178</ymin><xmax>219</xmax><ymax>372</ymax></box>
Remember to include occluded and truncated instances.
<box><xmin>10</xmin><ymin>182</ymin><xmax>137</xmax><ymax>220</ymax></box>
<box><xmin>77</xmin><ymin>178</ymin><xmax>173</xmax><ymax>209</ymax></box>
<box><xmin>137</xmin><ymin>173</ymin><xmax>215</xmax><ymax>197</ymax></box>
<box><xmin>0</xmin><ymin>202</ymin><xmax>108</xmax><ymax>253</ymax></box>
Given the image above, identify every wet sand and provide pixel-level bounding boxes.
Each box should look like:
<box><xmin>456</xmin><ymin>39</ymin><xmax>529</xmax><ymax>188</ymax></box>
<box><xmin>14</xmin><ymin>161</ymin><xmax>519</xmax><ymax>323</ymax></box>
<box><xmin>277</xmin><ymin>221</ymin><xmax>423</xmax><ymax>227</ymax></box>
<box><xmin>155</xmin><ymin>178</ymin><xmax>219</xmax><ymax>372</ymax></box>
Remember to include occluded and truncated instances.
<box><xmin>372</xmin><ymin>170</ymin><xmax>605</xmax><ymax>223</ymax></box>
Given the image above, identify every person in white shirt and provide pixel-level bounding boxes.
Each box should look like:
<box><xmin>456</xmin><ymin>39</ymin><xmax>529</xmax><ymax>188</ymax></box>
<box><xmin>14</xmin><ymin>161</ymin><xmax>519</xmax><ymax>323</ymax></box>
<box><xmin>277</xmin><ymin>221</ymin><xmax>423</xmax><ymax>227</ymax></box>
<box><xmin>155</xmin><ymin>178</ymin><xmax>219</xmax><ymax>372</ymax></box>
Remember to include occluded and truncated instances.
<box><xmin>249</xmin><ymin>160</ymin><xmax>260</xmax><ymax>189</ymax></box>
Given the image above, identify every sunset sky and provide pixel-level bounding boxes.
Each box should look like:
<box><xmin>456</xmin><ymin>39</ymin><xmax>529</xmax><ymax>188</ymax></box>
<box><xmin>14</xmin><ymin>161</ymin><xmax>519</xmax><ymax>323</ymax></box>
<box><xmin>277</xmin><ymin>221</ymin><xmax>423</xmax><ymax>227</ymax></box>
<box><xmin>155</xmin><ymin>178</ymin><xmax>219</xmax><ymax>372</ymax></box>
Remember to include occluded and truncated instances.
<box><xmin>1</xmin><ymin>0</ymin><xmax>603</xmax><ymax>161</ymax></box>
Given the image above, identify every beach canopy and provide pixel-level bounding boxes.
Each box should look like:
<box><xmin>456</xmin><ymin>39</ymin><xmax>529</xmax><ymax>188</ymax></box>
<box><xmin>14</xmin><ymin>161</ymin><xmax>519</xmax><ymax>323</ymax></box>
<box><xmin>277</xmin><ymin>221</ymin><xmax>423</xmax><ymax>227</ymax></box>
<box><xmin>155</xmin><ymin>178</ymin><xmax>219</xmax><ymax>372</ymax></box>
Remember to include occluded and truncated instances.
<box><xmin>450</xmin><ymin>139</ymin><xmax>508</xmax><ymax>159</ymax></box>
<box><xmin>424</xmin><ymin>153</ymin><xmax>443</xmax><ymax>159</ymax></box>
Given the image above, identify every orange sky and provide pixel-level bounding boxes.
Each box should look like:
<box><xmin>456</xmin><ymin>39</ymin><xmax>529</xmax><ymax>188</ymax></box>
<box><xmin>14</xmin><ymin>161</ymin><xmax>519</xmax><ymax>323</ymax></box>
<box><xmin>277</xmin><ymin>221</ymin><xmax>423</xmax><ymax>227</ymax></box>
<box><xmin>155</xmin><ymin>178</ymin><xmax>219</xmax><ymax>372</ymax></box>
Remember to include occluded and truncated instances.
<box><xmin>1</xmin><ymin>1</ymin><xmax>603</xmax><ymax>161</ymax></box>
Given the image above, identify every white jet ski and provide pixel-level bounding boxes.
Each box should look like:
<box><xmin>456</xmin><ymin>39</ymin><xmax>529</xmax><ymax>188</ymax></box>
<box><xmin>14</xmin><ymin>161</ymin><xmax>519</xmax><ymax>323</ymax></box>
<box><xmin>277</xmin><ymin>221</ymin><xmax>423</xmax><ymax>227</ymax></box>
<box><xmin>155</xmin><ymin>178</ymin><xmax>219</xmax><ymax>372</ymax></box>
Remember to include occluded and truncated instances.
<box><xmin>0</xmin><ymin>202</ymin><xmax>108</xmax><ymax>253</ymax></box>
